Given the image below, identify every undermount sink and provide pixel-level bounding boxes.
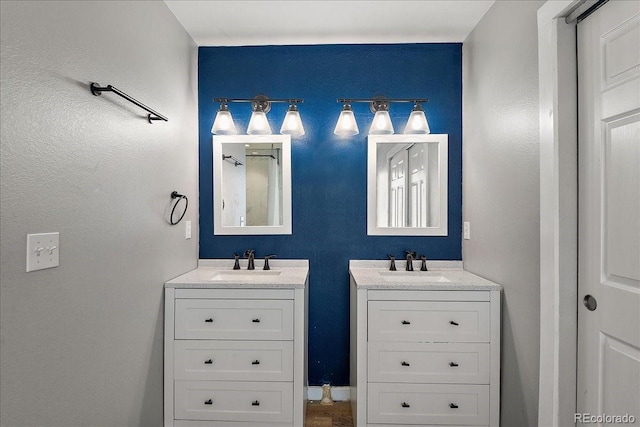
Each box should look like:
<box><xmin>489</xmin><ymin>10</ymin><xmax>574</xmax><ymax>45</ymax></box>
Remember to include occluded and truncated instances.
<box><xmin>210</xmin><ymin>270</ymin><xmax>282</xmax><ymax>282</ymax></box>
<box><xmin>377</xmin><ymin>271</ymin><xmax>451</xmax><ymax>283</ymax></box>
<box><xmin>349</xmin><ymin>260</ymin><xmax>502</xmax><ymax>290</ymax></box>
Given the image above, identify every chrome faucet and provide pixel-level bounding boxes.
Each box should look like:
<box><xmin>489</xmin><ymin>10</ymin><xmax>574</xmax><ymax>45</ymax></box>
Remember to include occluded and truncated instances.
<box><xmin>405</xmin><ymin>251</ymin><xmax>417</xmax><ymax>271</ymax></box>
<box><xmin>244</xmin><ymin>249</ymin><xmax>255</xmax><ymax>270</ymax></box>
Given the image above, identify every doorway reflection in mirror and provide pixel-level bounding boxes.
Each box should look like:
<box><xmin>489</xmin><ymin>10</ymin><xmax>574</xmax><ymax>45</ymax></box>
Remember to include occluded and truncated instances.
<box><xmin>367</xmin><ymin>134</ymin><xmax>448</xmax><ymax>236</ymax></box>
<box><xmin>376</xmin><ymin>142</ymin><xmax>440</xmax><ymax>228</ymax></box>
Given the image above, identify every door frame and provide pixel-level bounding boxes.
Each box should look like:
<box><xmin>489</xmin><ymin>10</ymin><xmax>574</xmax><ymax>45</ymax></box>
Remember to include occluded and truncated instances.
<box><xmin>537</xmin><ymin>1</ymin><xmax>582</xmax><ymax>426</ymax></box>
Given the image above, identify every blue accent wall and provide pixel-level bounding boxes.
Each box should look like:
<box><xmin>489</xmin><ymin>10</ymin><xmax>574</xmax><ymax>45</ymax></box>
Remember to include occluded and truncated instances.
<box><xmin>198</xmin><ymin>44</ymin><xmax>462</xmax><ymax>386</ymax></box>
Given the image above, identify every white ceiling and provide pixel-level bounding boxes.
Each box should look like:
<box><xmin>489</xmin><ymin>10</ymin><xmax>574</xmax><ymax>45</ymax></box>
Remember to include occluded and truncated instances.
<box><xmin>164</xmin><ymin>1</ymin><xmax>495</xmax><ymax>46</ymax></box>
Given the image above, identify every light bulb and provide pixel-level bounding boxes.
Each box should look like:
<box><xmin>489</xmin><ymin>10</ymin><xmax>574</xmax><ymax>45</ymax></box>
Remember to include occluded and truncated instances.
<box><xmin>404</xmin><ymin>104</ymin><xmax>430</xmax><ymax>134</ymax></box>
<box><xmin>280</xmin><ymin>104</ymin><xmax>305</xmax><ymax>137</ymax></box>
<box><xmin>211</xmin><ymin>104</ymin><xmax>237</xmax><ymax>135</ymax></box>
<box><xmin>247</xmin><ymin>110</ymin><xmax>271</xmax><ymax>135</ymax></box>
<box><xmin>334</xmin><ymin>104</ymin><xmax>359</xmax><ymax>136</ymax></box>
<box><xmin>369</xmin><ymin>110</ymin><xmax>394</xmax><ymax>135</ymax></box>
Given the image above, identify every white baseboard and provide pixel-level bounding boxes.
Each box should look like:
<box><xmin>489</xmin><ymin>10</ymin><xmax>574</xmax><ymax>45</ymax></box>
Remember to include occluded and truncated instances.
<box><xmin>307</xmin><ymin>386</ymin><xmax>350</xmax><ymax>402</ymax></box>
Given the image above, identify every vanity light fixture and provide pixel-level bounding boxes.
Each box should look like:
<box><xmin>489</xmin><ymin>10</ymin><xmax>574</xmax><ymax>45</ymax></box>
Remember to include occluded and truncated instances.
<box><xmin>211</xmin><ymin>96</ymin><xmax>304</xmax><ymax>137</ymax></box>
<box><xmin>334</xmin><ymin>102</ymin><xmax>359</xmax><ymax>136</ymax></box>
<box><xmin>280</xmin><ymin>102</ymin><xmax>305</xmax><ymax>137</ymax></box>
<box><xmin>247</xmin><ymin>95</ymin><xmax>272</xmax><ymax>135</ymax></box>
<box><xmin>369</xmin><ymin>98</ymin><xmax>394</xmax><ymax>135</ymax></box>
<box><xmin>211</xmin><ymin>101</ymin><xmax>237</xmax><ymax>135</ymax></box>
<box><xmin>404</xmin><ymin>102</ymin><xmax>431</xmax><ymax>134</ymax></box>
<box><xmin>334</xmin><ymin>97</ymin><xmax>429</xmax><ymax>136</ymax></box>
<box><xmin>247</xmin><ymin>111</ymin><xmax>271</xmax><ymax>135</ymax></box>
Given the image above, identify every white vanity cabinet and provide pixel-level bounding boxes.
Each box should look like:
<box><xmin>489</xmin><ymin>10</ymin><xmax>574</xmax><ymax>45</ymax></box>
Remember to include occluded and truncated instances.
<box><xmin>164</xmin><ymin>260</ymin><xmax>308</xmax><ymax>427</ymax></box>
<box><xmin>349</xmin><ymin>261</ymin><xmax>501</xmax><ymax>427</ymax></box>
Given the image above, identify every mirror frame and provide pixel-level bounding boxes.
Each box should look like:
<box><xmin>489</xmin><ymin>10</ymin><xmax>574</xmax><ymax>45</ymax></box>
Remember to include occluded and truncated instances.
<box><xmin>213</xmin><ymin>134</ymin><xmax>292</xmax><ymax>235</ymax></box>
<box><xmin>367</xmin><ymin>134</ymin><xmax>448</xmax><ymax>236</ymax></box>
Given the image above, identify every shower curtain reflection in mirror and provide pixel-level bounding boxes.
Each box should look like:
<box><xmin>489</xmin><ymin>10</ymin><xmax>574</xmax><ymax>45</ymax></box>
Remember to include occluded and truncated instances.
<box><xmin>221</xmin><ymin>143</ymin><xmax>283</xmax><ymax>227</ymax></box>
<box><xmin>214</xmin><ymin>134</ymin><xmax>292</xmax><ymax>235</ymax></box>
<box><xmin>245</xmin><ymin>146</ymin><xmax>282</xmax><ymax>226</ymax></box>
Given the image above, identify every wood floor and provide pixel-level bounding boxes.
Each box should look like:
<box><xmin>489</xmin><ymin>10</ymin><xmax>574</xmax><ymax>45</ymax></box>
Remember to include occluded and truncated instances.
<box><xmin>305</xmin><ymin>401</ymin><xmax>353</xmax><ymax>427</ymax></box>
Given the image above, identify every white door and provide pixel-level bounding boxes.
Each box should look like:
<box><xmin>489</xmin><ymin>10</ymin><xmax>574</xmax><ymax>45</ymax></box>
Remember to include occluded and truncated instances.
<box><xmin>389</xmin><ymin>150</ymin><xmax>407</xmax><ymax>227</ymax></box>
<box><xmin>408</xmin><ymin>143</ymin><xmax>427</xmax><ymax>227</ymax></box>
<box><xmin>577</xmin><ymin>1</ymin><xmax>640</xmax><ymax>425</ymax></box>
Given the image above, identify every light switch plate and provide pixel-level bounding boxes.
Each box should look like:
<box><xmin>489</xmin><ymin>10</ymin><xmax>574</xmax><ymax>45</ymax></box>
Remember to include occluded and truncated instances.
<box><xmin>185</xmin><ymin>221</ymin><xmax>192</xmax><ymax>239</ymax></box>
<box><xmin>463</xmin><ymin>222</ymin><xmax>471</xmax><ymax>240</ymax></box>
<box><xmin>26</xmin><ymin>232</ymin><xmax>59</xmax><ymax>272</ymax></box>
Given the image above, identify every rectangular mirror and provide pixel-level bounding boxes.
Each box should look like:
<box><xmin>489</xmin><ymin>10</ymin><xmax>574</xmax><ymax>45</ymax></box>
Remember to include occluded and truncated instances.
<box><xmin>368</xmin><ymin>134</ymin><xmax>448</xmax><ymax>236</ymax></box>
<box><xmin>213</xmin><ymin>135</ymin><xmax>292</xmax><ymax>235</ymax></box>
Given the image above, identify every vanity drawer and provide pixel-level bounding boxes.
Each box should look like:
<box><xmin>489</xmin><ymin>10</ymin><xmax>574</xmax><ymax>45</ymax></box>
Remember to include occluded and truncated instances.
<box><xmin>368</xmin><ymin>342</ymin><xmax>490</xmax><ymax>384</ymax></box>
<box><xmin>368</xmin><ymin>301</ymin><xmax>490</xmax><ymax>343</ymax></box>
<box><xmin>174</xmin><ymin>340</ymin><xmax>293</xmax><ymax>381</ymax></box>
<box><xmin>175</xmin><ymin>299</ymin><xmax>293</xmax><ymax>340</ymax></box>
<box><xmin>367</xmin><ymin>383</ymin><xmax>490</xmax><ymax>425</ymax></box>
<box><xmin>174</xmin><ymin>380</ymin><xmax>293</xmax><ymax>423</ymax></box>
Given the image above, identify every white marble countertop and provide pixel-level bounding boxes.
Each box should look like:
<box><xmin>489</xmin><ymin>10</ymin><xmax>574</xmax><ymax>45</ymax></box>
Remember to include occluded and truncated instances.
<box><xmin>349</xmin><ymin>260</ymin><xmax>502</xmax><ymax>290</ymax></box>
<box><xmin>165</xmin><ymin>259</ymin><xmax>309</xmax><ymax>289</ymax></box>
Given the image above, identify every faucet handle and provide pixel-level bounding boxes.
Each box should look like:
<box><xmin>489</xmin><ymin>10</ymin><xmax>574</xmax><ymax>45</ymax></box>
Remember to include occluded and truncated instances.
<box><xmin>263</xmin><ymin>254</ymin><xmax>277</xmax><ymax>270</ymax></box>
<box><xmin>243</xmin><ymin>249</ymin><xmax>255</xmax><ymax>258</ymax></box>
<box><xmin>233</xmin><ymin>252</ymin><xmax>241</xmax><ymax>270</ymax></box>
<box><xmin>387</xmin><ymin>254</ymin><xmax>397</xmax><ymax>271</ymax></box>
<box><xmin>419</xmin><ymin>254</ymin><xmax>428</xmax><ymax>271</ymax></box>
<box><xmin>405</xmin><ymin>250</ymin><xmax>417</xmax><ymax>257</ymax></box>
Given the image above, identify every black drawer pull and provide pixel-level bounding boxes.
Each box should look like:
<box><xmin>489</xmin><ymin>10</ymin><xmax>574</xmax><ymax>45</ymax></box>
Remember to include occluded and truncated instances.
<box><xmin>401</xmin><ymin>361</ymin><xmax>410</xmax><ymax>367</ymax></box>
<box><xmin>401</xmin><ymin>402</ymin><xmax>410</xmax><ymax>408</ymax></box>
<box><xmin>204</xmin><ymin>359</ymin><xmax>213</xmax><ymax>365</ymax></box>
<box><xmin>449</xmin><ymin>403</ymin><xmax>459</xmax><ymax>409</ymax></box>
<box><xmin>449</xmin><ymin>362</ymin><xmax>459</xmax><ymax>367</ymax></box>
<box><xmin>252</xmin><ymin>400</ymin><xmax>260</xmax><ymax>406</ymax></box>
<box><xmin>204</xmin><ymin>399</ymin><xmax>213</xmax><ymax>405</ymax></box>
<box><xmin>449</xmin><ymin>320</ymin><xmax>459</xmax><ymax>326</ymax></box>
<box><xmin>252</xmin><ymin>318</ymin><xmax>261</xmax><ymax>323</ymax></box>
<box><xmin>252</xmin><ymin>360</ymin><xmax>260</xmax><ymax>365</ymax></box>
<box><xmin>401</xmin><ymin>320</ymin><xmax>411</xmax><ymax>325</ymax></box>
<box><xmin>205</xmin><ymin>318</ymin><xmax>213</xmax><ymax>323</ymax></box>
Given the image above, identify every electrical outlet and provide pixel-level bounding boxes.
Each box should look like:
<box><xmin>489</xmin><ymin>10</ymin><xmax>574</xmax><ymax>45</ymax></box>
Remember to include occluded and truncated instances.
<box><xmin>26</xmin><ymin>232</ymin><xmax>59</xmax><ymax>272</ymax></box>
<box><xmin>463</xmin><ymin>222</ymin><xmax>471</xmax><ymax>240</ymax></box>
<box><xmin>185</xmin><ymin>221</ymin><xmax>192</xmax><ymax>239</ymax></box>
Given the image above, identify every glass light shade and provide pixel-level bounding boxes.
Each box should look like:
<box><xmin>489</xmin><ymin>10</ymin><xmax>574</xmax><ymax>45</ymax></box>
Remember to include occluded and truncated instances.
<box><xmin>280</xmin><ymin>109</ymin><xmax>305</xmax><ymax>137</ymax></box>
<box><xmin>334</xmin><ymin>109</ymin><xmax>359</xmax><ymax>136</ymax></box>
<box><xmin>211</xmin><ymin>110</ymin><xmax>237</xmax><ymax>135</ymax></box>
<box><xmin>369</xmin><ymin>110</ymin><xmax>394</xmax><ymax>135</ymax></box>
<box><xmin>247</xmin><ymin>111</ymin><xmax>272</xmax><ymax>135</ymax></box>
<box><xmin>403</xmin><ymin>110</ymin><xmax>430</xmax><ymax>134</ymax></box>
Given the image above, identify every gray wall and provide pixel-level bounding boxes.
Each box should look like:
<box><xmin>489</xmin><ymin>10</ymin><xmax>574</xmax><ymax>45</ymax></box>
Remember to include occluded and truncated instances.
<box><xmin>462</xmin><ymin>1</ymin><xmax>544</xmax><ymax>426</ymax></box>
<box><xmin>0</xmin><ymin>1</ymin><xmax>198</xmax><ymax>426</ymax></box>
